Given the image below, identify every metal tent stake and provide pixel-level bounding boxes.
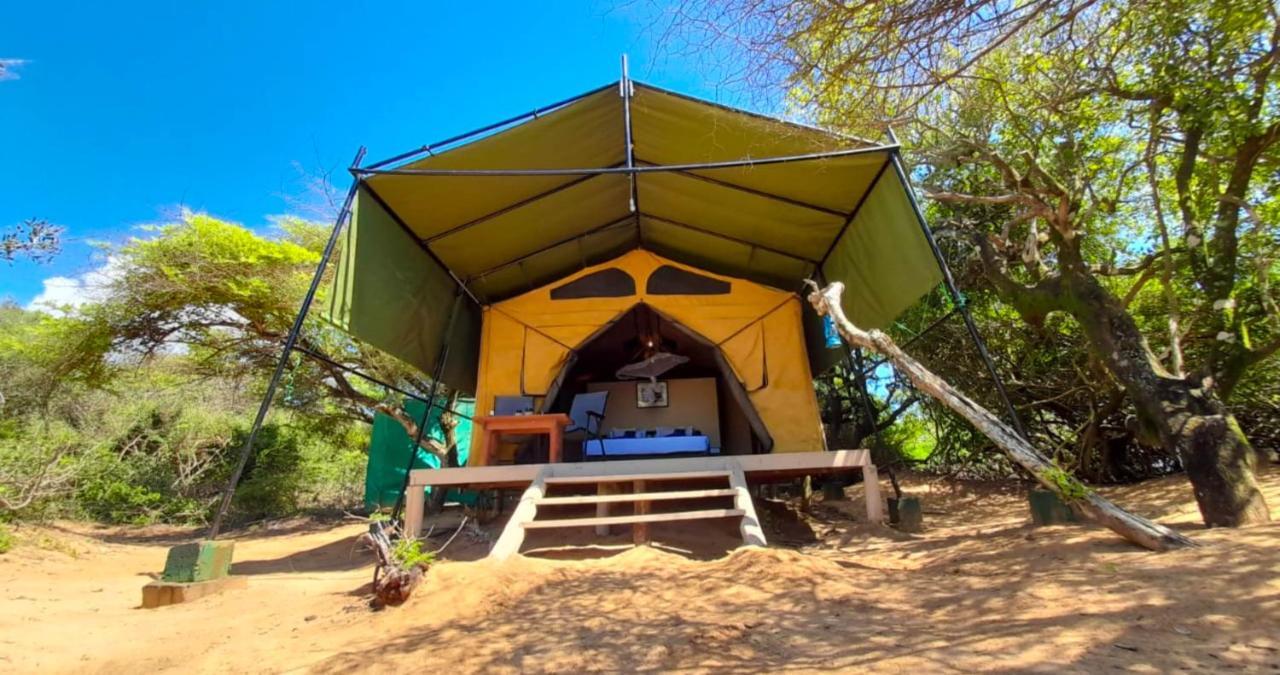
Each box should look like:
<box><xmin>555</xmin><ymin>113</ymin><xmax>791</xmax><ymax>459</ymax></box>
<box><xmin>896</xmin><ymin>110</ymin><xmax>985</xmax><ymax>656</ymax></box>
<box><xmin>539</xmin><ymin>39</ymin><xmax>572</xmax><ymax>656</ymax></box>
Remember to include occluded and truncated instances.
<box><xmin>206</xmin><ymin>147</ymin><xmax>366</xmax><ymax>539</ymax></box>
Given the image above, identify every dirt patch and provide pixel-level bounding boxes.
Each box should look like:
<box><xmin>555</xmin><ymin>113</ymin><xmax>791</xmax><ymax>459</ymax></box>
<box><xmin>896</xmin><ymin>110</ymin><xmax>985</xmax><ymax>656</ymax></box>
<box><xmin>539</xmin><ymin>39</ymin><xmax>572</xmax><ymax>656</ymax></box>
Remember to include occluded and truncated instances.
<box><xmin>2</xmin><ymin>468</ymin><xmax>1278</xmax><ymax>673</ymax></box>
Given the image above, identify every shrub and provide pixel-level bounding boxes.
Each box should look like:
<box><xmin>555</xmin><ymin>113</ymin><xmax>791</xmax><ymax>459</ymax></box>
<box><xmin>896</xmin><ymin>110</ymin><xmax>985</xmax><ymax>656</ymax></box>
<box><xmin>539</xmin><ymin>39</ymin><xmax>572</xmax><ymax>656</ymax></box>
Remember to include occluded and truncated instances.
<box><xmin>208</xmin><ymin>422</ymin><xmax>299</xmax><ymax>523</ymax></box>
<box><xmin>391</xmin><ymin>537</ymin><xmax>436</xmax><ymax>570</ymax></box>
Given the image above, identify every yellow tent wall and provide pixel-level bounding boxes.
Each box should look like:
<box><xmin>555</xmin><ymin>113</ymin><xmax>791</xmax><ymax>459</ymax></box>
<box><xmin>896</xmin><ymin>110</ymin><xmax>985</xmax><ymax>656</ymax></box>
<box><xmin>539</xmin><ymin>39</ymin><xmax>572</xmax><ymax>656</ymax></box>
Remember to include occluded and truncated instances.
<box><xmin>471</xmin><ymin>250</ymin><xmax>825</xmax><ymax>465</ymax></box>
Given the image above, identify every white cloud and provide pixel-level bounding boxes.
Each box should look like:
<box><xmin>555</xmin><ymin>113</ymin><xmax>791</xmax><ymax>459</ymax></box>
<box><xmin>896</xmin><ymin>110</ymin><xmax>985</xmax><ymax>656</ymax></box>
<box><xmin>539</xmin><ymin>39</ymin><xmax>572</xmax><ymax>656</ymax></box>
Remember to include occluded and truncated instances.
<box><xmin>25</xmin><ymin>257</ymin><xmax>121</xmax><ymax>315</ymax></box>
<box><xmin>0</xmin><ymin>59</ymin><xmax>28</xmax><ymax>82</ymax></box>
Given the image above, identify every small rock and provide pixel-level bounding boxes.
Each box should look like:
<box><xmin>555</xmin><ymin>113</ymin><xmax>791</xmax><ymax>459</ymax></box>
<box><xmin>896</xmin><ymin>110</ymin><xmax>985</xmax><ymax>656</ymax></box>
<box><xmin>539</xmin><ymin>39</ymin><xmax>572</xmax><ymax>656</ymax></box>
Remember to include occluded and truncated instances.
<box><xmin>304</xmin><ymin>615</ymin><xmax>317</xmax><ymax>622</ymax></box>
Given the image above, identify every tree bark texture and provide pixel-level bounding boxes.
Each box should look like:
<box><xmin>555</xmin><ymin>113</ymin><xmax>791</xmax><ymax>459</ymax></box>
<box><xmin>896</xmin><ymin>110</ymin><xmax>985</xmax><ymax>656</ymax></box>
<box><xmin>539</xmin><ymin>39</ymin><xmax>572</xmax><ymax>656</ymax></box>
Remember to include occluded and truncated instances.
<box><xmin>975</xmin><ymin>235</ymin><xmax>1271</xmax><ymax>527</ymax></box>
<box><xmin>1057</xmin><ymin>269</ymin><xmax>1270</xmax><ymax>527</ymax></box>
<box><xmin>808</xmin><ymin>282</ymin><xmax>1197</xmax><ymax>551</ymax></box>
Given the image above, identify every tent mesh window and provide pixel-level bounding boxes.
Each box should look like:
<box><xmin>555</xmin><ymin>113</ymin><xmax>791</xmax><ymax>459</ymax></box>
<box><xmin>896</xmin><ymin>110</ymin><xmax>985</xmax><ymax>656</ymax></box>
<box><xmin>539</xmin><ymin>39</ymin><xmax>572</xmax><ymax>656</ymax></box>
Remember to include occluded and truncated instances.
<box><xmin>646</xmin><ymin>265</ymin><xmax>731</xmax><ymax>295</ymax></box>
<box><xmin>550</xmin><ymin>268</ymin><xmax>636</xmax><ymax>299</ymax></box>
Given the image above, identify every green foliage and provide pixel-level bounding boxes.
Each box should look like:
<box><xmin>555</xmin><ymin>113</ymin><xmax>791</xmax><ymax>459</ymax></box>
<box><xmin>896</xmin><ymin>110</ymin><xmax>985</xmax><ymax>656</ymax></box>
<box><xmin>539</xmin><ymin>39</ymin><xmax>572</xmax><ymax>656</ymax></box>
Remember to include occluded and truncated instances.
<box><xmin>0</xmin><ymin>213</ymin><xmax>402</xmax><ymax>527</ymax></box>
<box><xmin>391</xmin><ymin>537</ymin><xmax>436</xmax><ymax>570</ymax></box>
<box><xmin>0</xmin><ymin>523</ymin><xmax>12</xmax><ymax>553</ymax></box>
<box><xmin>1039</xmin><ymin>464</ymin><xmax>1092</xmax><ymax>503</ymax></box>
<box><xmin>722</xmin><ymin>0</ymin><xmax>1280</xmax><ymax>482</ymax></box>
<box><xmin>881</xmin><ymin>412</ymin><xmax>935</xmax><ymax>462</ymax></box>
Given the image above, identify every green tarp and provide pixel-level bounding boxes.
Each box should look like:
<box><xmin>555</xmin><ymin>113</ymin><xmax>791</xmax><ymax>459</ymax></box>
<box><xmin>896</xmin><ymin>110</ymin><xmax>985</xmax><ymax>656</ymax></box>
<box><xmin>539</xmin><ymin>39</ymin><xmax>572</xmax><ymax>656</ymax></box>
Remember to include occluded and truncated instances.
<box><xmin>326</xmin><ymin>186</ymin><xmax>480</xmax><ymax>392</ymax></box>
<box><xmin>327</xmin><ymin>80</ymin><xmax>942</xmax><ymax>383</ymax></box>
<box><xmin>363</xmin><ymin>397</ymin><xmax>476</xmax><ymax>511</ymax></box>
<box><xmin>821</xmin><ymin>168</ymin><xmax>941</xmax><ymax>331</ymax></box>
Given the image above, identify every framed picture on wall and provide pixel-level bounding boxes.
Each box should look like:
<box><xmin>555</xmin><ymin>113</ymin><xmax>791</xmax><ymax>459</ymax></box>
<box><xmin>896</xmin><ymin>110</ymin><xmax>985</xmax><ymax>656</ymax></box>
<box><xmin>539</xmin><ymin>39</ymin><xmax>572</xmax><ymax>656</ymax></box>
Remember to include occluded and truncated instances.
<box><xmin>636</xmin><ymin>381</ymin><xmax>669</xmax><ymax>408</ymax></box>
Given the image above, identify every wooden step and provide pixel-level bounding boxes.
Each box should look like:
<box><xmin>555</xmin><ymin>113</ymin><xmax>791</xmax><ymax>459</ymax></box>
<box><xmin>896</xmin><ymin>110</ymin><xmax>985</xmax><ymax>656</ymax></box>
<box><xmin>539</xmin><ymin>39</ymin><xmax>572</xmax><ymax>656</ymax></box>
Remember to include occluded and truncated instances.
<box><xmin>543</xmin><ymin>470</ymin><xmax>730</xmax><ymax>485</ymax></box>
<box><xmin>522</xmin><ymin>508</ymin><xmax>745</xmax><ymax>529</ymax></box>
<box><xmin>535</xmin><ymin>488</ymin><xmax>737</xmax><ymax>506</ymax></box>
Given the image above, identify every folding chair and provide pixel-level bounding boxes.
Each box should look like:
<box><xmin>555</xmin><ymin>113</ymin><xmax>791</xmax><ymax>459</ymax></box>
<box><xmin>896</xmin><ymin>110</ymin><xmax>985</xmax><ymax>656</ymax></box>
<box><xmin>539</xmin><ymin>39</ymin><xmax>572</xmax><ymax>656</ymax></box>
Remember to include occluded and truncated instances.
<box><xmin>565</xmin><ymin>391</ymin><xmax>609</xmax><ymax>459</ymax></box>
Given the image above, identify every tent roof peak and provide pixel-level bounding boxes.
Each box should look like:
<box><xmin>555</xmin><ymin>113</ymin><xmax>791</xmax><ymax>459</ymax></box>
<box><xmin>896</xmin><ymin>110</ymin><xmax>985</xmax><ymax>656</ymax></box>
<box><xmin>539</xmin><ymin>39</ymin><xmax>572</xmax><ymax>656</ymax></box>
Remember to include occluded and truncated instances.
<box><xmin>361</xmin><ymin>79</ymin><xmax>884</xmax><ymax>174</ymax></box>
<box><xmin>330</xmin><ymin>78</ymin><xmax>943</xmax><ymax>378</ymax></box>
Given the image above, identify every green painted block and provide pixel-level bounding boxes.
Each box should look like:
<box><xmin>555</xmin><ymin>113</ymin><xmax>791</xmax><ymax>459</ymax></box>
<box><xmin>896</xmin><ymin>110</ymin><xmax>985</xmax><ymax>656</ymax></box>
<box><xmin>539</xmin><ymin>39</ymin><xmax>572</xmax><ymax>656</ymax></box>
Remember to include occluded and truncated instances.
<box><xmin>161</xmin><ymin>541</ymin><xmax>235</xmax><ymax>582</ymax></box>
<box><xmin>897</xmin><ymin>496</ymin><xmax>924</xmax><ymax>533</ymax></box>
<box><xmin>1028</xmin><ymin>489</ymin><xmax>1079</xmax><ymax>526</ymax></box>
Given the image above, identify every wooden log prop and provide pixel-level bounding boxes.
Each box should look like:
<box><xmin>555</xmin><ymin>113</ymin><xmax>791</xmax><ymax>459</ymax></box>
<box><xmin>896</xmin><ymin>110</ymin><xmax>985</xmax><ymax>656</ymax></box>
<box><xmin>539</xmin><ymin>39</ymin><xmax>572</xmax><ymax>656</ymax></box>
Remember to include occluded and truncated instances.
<box><xmin>807</xmin><ymin>282</ymin><xmax>1196</xmax><ymax>552</ymax></box>
<box><xmin>358</xmin><ymin>521</ymin><xmax>425</xmax><ymax>608</ymax></box>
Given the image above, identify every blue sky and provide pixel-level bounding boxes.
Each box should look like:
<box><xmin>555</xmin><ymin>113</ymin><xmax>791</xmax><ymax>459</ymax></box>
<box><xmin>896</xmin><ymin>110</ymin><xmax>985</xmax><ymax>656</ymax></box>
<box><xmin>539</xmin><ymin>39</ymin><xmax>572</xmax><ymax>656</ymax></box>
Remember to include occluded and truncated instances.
<box><xmin>1</xmin><ymin>1</ymin><xmax>751</xmax><ymax>308</ymax></box>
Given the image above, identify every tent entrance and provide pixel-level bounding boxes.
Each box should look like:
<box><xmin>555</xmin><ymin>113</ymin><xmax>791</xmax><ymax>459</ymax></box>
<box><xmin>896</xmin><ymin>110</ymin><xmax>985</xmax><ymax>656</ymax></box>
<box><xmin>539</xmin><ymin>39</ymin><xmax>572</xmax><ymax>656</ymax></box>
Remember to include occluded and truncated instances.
<box><xmin>540</xmin><ymin>303</ymin><xmax>772</xmax><ymax>462</ymax></box>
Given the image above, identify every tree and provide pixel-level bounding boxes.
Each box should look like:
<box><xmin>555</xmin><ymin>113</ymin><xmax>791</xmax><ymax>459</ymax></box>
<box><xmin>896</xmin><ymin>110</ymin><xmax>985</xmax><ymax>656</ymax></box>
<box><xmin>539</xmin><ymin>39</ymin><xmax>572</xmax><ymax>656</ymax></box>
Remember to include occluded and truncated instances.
<box><xmin>661</xmin><ymin>0</ymin><xmax>1276</xmax><ymax>526</ymax></box>
<box><xmin>66</xmin><ymin>212</ymin><xmax>449</xmax><ymax>449</ymax></box>
<box><xmin>809</xmin><ymin>280</ymin><xmax>1195</xmax><ymax>551</ymax></box>
<box><xmin>2</xmin><ymin>219</ymin><xmax>62</xmax><ymax>263</ymax></box>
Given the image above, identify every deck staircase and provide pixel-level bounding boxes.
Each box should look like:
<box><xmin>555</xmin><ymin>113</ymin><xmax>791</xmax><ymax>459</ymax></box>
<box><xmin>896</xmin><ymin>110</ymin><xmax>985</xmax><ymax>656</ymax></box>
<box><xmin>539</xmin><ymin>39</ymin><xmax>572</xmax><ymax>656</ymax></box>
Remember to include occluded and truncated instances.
<box><xmin>488</xmin><ymin>458</ymin><xmax>767</xmax><ymax>560</ymax></box>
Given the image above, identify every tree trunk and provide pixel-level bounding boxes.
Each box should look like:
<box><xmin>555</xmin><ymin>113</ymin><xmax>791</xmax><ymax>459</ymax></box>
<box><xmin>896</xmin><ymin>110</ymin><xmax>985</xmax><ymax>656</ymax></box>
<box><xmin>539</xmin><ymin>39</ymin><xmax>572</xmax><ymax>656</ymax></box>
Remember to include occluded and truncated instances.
<box><xmin>808</xmin><ymin>282</ymin><xmax>1197</xmax><ymax>551</ymax></box>
<box><xmin>359</xmin><ymin>521</ymin><xmax>424</xmax><ymax>607</ymax></box>
<box><xmin>426</xmin><ymin>409</ymin><xmax>461</xmax><ymax>515</ymax></box>
<box><xmin>1061</xmin><ymin>270</ymin><xmax>1270</xmax><ymax>527</ymax></box>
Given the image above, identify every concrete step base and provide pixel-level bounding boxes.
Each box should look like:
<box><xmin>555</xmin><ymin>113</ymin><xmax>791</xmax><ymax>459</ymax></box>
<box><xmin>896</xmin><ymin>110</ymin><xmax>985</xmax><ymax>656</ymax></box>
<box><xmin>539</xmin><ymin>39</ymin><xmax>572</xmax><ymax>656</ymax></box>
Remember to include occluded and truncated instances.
<box><xmin>142</xmin><ymin>575</ymin><xmax>247</xmax><ymax>609</ymax></box>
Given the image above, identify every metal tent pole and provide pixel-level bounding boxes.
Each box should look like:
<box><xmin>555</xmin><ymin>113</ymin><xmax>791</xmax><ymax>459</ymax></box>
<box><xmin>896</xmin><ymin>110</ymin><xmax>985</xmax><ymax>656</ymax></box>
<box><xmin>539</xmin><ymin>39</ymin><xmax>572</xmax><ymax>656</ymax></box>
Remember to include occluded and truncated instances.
<box><xmin>352</xmin><ymin>143</ymin><xmax>900</xmax><ymax>177</ymax></box>
<box><xmin>362</xmin><ymin>82</ymin><xmax>616</xmax><ymax>170</ymax></box>
<box><xmin>850</xmin><ymin>347</ymin><xmax>886</xmax><ymax>449</ymax></box>
<box><xmin>620</xmin><ymin>54</ymin><xmax>641</xmax><ymax>245</ymax></box>
<box><xmin>207</xmin><ymin>147</ymin><xmax>366</xmax><ymax>539</ymax></box>
<box><xmin>855</xmin><ymin>306</ymin><xmax>963</xmax><ymax>379</ymax></box>
<box><xmin>884</xmin><ymin>139</ymin><xmax>1028</xmax><ymax>438</ymax></box>
<box><xmin>390</xmin><ymin>289</ymin><xmax>465</xmax><ymax>524</ymax></box>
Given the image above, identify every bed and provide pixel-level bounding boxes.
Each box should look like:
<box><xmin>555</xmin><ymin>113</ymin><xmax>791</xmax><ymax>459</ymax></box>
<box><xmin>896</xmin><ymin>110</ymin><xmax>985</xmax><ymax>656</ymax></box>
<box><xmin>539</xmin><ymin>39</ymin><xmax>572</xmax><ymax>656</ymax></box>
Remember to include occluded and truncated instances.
<box><xmin>583</xmin><ymin>433</ymin><xmax>717</xmax><ymax>459</ymax></box>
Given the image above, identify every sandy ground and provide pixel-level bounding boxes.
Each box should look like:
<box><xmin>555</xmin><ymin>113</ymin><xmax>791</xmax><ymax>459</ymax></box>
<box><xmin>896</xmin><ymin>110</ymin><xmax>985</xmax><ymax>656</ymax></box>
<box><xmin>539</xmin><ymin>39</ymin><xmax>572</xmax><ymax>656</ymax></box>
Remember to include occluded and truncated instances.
<box><xmin>2</xmin><ymin>467</ymin><xmax>1278</xmax><ymax>673</ymax></box>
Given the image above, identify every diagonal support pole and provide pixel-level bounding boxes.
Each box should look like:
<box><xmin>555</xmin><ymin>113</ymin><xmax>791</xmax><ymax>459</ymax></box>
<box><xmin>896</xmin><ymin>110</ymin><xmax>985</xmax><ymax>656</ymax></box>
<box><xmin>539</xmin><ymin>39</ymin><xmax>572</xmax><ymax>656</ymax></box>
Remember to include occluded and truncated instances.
<box><xmin>391</xmin><ymin>289</ymin><xmax>465</xmax><ymax>526</ymax></box>
<box><xmin>207</xmin><ymin>147</ymin><xmax>366</xmax><ymax>539</ymax></box>
<box><xmin>885</xmin><ymin>137</ymin><xmax>1028</xmax><ymax>439</ymax></box>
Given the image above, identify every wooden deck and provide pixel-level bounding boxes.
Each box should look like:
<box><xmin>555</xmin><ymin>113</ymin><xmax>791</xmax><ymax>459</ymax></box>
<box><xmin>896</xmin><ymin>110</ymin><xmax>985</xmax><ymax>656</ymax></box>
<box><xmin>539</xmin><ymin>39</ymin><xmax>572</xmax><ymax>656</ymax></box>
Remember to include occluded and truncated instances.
<box><xmin>404</xmin><ymin>450</ymin><xmax>882</xmax><ymax>550</ymax></box>
<box><xmin>407</xmin><ymin>449</ymin><xmax>876</xmax><ymax>489</ymax></box>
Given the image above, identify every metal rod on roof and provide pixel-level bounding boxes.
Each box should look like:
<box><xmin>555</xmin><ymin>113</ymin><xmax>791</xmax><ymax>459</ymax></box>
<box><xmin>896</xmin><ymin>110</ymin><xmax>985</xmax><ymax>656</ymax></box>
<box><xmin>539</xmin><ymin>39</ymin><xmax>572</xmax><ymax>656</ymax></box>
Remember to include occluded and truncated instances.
<box><xmin>467</xmin><ymin>214</ymin><xmax>635</xmax><ymax>281</ymax></box>
<box><xmin>207</xmin><ymin>146</ymin><xmax>367</xmax><ymax>540</ymax></box>
<box><xmin>361</xmin><ymin>82</ymin><xmax>617</xmax><ymax>170</ymax></box>
<box><xmin>636</xmin><ymin>157</ymin><xmax>848</xmax><ymax>218</ymax></box>
<box><xmin>884</xmin><ymin>132</ymin><xmax>1028</xmax><ymax>438</ymax></box>
<box><xmin>621</xmin><ymin>55</ymin><xmax>642</xmax><ymax>247</ymax></box>
<box><xmin>640</xmin><ymin>213</ymin><xmax>820</xmax><ymax>265</ymax></box>
<box><xmin>816</xmin><ymin>156</ymin><xmax>894</xmax><ymax>269</ymax></box>
<box><xmin>424</xmin><ymin>167</ymin><xmax>622</xmax><ymax>245</ymax></box>
<box><xmin>352</xmin><ymin>144</ymin><xmax>900</xmax><ymax>177</ymax></box>
<box><xmin>633</xmin><ymin>80</ymin><xmax>885</xmax><ymax>148</ymax></box>
<box><xmin>359</xmin><ymin>181</ymin><xmax>484</xmax><ymax>307</ymax></box>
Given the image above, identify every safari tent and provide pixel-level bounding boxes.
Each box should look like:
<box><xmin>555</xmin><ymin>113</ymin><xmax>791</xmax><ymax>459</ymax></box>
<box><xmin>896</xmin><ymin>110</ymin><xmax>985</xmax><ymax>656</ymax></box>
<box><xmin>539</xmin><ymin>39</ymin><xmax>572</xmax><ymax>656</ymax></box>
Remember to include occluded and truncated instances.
<box><xmin>321</xmin><ymin>77</ymin><xmax>958</xmax><ymax>453</ymax></box>
<box><xmin>472</xmin><ymin>249</ymin><xmax>826</xmax><ymax>462</ymax></box>
<box><xmin>212</xmin><ymin>64</ymin><xmax>1021</xmax><ymax>547</ymax></box>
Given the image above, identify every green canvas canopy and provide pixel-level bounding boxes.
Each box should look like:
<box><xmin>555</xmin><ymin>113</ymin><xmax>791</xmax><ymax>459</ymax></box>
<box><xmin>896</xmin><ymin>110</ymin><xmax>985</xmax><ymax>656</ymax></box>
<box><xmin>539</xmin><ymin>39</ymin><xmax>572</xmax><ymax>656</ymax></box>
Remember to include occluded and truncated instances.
<box><xmin>326</xmin><ymin>80</ymin><xmax>942</xmax><ymax>392</ymax></box>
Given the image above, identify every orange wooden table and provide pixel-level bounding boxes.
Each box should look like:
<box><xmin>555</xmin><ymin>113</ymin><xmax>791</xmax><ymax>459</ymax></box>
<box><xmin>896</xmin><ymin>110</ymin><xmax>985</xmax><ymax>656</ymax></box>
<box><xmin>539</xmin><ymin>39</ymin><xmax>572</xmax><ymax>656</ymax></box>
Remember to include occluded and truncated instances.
<box><xmin>475</xmin><ymin>413</ymin><xmax>572</xmax><ymax>464</ymax></box>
